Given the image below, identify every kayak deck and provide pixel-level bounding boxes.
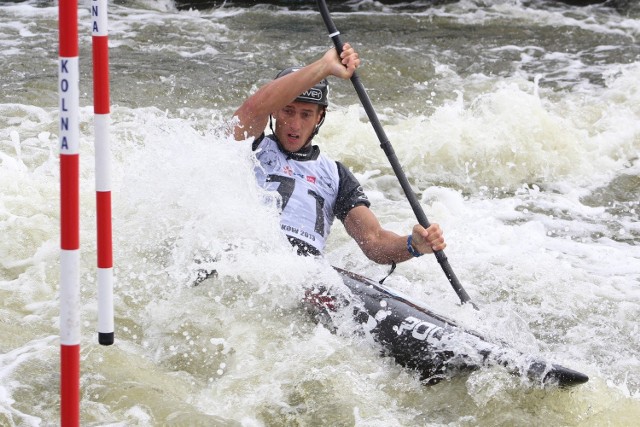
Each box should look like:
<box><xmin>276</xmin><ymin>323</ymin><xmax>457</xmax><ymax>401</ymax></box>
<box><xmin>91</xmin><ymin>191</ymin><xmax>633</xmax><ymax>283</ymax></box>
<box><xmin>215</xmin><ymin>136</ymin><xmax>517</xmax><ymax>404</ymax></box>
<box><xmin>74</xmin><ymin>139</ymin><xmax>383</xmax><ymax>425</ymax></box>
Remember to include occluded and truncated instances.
<box><xmin>327</xmin><ymin>267</ymin><xmax>589</xmax><ymax>388</ymax></box>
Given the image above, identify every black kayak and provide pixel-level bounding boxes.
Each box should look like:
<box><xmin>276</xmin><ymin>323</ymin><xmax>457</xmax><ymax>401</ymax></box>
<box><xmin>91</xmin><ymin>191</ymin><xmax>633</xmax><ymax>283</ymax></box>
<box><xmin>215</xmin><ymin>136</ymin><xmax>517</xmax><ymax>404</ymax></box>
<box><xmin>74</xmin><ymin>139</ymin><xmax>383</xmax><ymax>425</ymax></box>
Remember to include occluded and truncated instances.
<box><xmin>316</xmin><ymin>267</ymin><xmax>589</xmax><ymax>388</ymax></box>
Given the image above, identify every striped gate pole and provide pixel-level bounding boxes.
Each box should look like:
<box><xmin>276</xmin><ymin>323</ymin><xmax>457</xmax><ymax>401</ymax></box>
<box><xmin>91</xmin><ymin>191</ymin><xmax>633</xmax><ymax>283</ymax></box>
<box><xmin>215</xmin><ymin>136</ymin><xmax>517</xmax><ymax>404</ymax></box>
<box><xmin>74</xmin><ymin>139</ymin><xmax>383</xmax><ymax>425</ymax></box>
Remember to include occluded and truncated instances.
<box><xmin>91</xmin><ymin>0</ymin><xmax>114</xmax><ymax>346</ymax></box>
<box><xmin>58</xmin><ymin>0</ymin><xmax>81</xmax><ymax>425</ymax></box>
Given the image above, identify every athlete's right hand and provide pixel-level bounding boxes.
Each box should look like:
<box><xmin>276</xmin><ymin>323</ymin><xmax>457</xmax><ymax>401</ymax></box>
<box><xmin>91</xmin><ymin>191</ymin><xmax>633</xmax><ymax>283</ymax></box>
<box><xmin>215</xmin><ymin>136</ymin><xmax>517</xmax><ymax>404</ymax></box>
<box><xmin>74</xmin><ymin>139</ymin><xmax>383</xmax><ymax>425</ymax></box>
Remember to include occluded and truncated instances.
<box><xmin>324</xmin><ymin>42</ymin><xmax>360</xmax><ymax>79</ymax></box>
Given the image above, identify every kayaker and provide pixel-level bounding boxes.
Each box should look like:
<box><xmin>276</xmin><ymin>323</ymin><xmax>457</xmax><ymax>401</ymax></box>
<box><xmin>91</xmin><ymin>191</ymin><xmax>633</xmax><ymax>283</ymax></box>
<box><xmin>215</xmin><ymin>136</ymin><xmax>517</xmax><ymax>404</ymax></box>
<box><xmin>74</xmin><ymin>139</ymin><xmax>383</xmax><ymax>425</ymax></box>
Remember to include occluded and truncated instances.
<box><xmin>233</xmin><ymin>43</ymin><xmax>446</xmax><ymax>264</ymax></box>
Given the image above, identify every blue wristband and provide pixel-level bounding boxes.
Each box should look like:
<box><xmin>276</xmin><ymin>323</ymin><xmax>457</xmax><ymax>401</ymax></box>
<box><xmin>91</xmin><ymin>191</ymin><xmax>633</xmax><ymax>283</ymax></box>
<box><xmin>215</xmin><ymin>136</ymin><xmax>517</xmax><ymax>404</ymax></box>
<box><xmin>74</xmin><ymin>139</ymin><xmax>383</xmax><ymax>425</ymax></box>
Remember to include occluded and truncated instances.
<box><xmin>407</xmin><ymin>235</ymin><xmax>423</xmax><ymax>257</ymax></box>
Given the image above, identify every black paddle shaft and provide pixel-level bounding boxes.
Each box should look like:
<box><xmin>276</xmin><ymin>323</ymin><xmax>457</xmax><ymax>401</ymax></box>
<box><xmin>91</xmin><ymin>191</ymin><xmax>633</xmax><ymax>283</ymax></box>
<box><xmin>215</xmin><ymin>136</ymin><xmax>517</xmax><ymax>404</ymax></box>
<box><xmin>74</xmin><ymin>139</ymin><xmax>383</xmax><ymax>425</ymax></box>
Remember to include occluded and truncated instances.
<box><xmin>316</xmin><ymin>0</ymin><xmax>475</xmax><ymax>307</ymax></box>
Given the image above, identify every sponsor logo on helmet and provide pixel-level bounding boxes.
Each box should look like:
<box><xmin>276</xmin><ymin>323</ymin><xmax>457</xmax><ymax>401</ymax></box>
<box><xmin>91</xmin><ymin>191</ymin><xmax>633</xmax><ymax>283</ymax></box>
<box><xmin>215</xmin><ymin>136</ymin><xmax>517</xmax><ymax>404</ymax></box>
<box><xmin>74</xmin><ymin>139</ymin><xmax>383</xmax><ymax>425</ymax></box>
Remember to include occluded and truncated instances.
<box><xmin>298</xmin><ymin>87</ymin><xmax>323</xmax><ymax>102</ymax></box>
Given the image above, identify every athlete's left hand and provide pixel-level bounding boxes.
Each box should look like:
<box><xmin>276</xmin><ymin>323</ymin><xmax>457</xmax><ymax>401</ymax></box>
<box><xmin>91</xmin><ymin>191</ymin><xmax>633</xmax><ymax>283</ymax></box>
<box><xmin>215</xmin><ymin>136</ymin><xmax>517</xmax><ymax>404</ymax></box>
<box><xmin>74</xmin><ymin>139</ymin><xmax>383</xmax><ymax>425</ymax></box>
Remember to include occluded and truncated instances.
<box><xmin>411</xmin><ymin>223</ymin><xmax>446</xmax><ymax>254</ymax></box>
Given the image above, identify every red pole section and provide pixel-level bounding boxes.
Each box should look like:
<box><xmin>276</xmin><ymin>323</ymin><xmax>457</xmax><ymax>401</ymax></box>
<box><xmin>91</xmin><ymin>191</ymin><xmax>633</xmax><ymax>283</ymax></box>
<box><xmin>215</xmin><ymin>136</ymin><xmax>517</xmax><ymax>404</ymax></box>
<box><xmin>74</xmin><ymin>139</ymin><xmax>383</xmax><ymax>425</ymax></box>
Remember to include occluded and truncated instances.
<box><xmin>58</xmin><ymin>0</ymin><xmax>80</xmax><ymax>425</ymax></box>
<box><xmin>91</xmin><ymin>0</ymin><xmax>114</xmax><ymax>346</ymax></box>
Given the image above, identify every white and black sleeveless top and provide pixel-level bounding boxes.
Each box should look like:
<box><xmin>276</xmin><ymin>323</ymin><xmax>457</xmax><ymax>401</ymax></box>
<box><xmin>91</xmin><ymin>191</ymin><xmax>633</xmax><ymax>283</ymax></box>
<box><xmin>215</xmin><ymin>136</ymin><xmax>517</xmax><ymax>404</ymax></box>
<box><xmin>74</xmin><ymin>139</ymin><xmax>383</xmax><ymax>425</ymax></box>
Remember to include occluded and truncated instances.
<box><xmin>253</xmin><ymin>134</ymin><xmax>370</xmax><ymax>255</ymax></box>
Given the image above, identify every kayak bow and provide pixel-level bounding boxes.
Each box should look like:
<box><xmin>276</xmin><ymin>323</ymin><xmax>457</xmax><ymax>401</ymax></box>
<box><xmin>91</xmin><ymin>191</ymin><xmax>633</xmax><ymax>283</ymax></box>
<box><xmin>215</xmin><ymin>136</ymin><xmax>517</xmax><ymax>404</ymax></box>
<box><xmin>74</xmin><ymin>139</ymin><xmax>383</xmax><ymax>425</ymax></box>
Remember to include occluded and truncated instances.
<box><xmin>324</xmin><ymin>267</ymin><xmax>589</xmax><ymax>387</ymax></box>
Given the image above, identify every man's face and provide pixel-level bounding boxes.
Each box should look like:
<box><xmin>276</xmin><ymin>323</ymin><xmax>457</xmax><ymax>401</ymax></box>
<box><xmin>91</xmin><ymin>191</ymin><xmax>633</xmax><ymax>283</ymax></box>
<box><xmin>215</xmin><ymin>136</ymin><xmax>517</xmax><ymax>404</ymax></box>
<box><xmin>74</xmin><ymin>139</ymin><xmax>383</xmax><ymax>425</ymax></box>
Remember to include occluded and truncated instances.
<box><xmin>273</xmin><ymin>101</ymin><xmax>323</xmax><ymax>152</ymax></box>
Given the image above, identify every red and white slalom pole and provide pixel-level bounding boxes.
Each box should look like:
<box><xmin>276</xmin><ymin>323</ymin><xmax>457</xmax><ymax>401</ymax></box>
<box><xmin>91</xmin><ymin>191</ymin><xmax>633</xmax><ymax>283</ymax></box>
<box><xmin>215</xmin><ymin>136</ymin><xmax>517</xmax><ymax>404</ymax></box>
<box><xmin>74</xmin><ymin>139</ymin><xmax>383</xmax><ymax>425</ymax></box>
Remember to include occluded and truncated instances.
<box><xmin>91</xmin><ymin>0</ymin><xmax>114</xmax><ymax>346</ymax></box>
<box><xmin>58</xmin><ymin>0</ymin><xmax>80</xmax><ymax>424</ymax></box>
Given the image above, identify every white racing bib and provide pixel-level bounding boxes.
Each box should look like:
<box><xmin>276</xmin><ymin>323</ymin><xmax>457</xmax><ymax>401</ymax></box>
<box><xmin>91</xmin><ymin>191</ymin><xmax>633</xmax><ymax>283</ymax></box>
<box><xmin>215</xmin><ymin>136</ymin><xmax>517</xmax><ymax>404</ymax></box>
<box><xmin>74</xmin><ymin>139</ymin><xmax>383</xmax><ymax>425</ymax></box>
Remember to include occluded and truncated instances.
<box><xmin>254</xmin><ymin>136</ymin><xmax>340</xmax><ymax>252</ymax></box>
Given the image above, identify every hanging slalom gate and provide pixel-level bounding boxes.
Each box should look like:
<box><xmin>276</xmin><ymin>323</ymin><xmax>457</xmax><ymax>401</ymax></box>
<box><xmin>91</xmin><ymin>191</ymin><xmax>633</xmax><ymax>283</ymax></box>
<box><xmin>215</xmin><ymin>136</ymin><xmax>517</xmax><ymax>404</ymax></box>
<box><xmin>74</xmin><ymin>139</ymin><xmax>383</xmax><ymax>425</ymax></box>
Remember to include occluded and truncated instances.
<box><xmin>58</xmin><ymin>0</ymin><xmax>80</xmax><ymax>424</ymax></box>
<box><xmin>58</xmin><ymin>0</ymin><xmax>114</xmax><ymax>424</ymax></box>
<box><xmin>92</xmin><ymin>0</ymin><xmax>115</xmax><ymax>347</ymax></box>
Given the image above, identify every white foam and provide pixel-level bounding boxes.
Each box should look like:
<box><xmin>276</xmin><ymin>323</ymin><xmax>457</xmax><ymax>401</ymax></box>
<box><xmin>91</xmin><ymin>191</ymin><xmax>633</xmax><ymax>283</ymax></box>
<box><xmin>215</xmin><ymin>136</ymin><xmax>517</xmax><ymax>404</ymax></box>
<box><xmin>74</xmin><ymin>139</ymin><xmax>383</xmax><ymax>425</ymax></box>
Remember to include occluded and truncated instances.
<box><xmin>1</xmin><ymin>0</ymin><xmax>639</xmax><ymax>423</ymax></box>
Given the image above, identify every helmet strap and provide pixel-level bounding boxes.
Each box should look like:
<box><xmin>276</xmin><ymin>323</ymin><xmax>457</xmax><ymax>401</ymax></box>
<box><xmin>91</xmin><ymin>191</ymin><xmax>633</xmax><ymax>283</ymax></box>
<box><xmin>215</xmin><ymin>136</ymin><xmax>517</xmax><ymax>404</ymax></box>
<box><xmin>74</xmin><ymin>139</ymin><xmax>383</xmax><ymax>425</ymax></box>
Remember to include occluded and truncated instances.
<box><xmin>310</xmin><ymin>107</ymin><xmax>327</xmax><ymax>139</ymax></box>
<box><xmin>303</xmin><ymin>107</ymin><xmax>326</xmax><ymax>148</ymax></box>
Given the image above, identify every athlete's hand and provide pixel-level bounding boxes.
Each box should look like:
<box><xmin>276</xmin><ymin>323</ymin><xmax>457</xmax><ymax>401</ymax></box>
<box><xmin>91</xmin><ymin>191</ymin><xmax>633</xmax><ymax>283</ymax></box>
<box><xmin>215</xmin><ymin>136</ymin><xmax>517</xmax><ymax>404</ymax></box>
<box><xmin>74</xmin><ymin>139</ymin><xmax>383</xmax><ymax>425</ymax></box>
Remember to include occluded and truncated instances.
<box><xmin>411</xmin><ymin>223</ymin><xmax>446</xmax><ymax>255</ymax></box>
<box><xmin>324</xmin><ymin>42</ymin><xmax>360</xmax><ymax>79</ymax></box>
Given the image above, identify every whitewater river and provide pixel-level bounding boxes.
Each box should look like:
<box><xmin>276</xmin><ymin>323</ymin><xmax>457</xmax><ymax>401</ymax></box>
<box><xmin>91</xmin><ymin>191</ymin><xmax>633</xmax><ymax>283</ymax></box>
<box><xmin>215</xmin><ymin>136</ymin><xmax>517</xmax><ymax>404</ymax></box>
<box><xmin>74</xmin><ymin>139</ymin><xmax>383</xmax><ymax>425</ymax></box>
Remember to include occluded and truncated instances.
<box><xmin>1</xmin><ymin>0</ymin><xmax>639</xmax><ymax>425</ymax></box>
